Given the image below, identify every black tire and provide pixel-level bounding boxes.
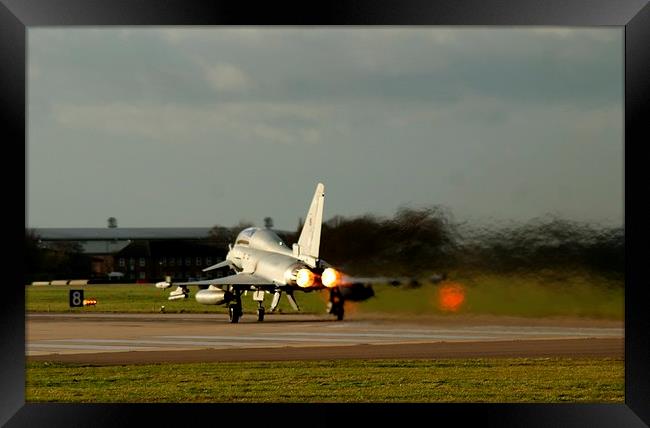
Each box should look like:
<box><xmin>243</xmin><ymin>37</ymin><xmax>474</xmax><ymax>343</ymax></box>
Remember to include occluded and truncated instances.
<box><xmin>257</xmin><ymin>307</ymin><xmax>265</xmax><ymax>322</ymax></box>
<box><xmin>335</xmin><ymin>304</ymin><xmax>344</xmax><ymax>321</ymax></box>
<box><xmin>229</xmin><ymin>304</ymin><xmax>240</xmax><ymax>324</ymax></box>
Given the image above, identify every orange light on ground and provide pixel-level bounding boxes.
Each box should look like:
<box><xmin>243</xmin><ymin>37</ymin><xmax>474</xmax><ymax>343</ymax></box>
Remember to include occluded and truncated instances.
<box><xmin>83</xmin><ymin>298</ymin><xmax>97</xmax><ymax>306</ymax></box>
<box><xmin>438</xmin><ymin>283</ymin><xmax>465</xmax><ymax>312</ymax></box>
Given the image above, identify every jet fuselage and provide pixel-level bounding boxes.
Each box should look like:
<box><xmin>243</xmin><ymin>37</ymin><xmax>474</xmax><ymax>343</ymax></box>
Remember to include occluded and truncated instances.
<box><xmin>225</xmin><ymin>227</ymin><xmax>319</xmax><ymax>288</ymax></box>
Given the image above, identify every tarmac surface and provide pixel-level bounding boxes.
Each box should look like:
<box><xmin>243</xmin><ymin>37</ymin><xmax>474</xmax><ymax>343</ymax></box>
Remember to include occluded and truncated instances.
<box><xmin>26</xmin><ymin>312</ymin><xmax>624</xmax><ymax>364</ymax></box>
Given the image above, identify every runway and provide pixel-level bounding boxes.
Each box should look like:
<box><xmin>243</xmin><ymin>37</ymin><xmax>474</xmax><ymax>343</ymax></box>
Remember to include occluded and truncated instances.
<box><xmin>26</xmin><ymin>312</ymin><xmax>623</xmax><ymax>364</ymax></box>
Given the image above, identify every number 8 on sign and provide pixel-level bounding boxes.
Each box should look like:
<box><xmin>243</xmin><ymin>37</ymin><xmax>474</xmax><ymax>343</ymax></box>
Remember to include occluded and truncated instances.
<box><xmin>69</xmin><ymin>289</ymin><xmax>84</xmax><ymax>307</ymax></box>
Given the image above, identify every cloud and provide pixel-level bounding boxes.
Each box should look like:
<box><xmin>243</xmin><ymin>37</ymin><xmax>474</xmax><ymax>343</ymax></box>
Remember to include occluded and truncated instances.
<box><xmin>158</xmin><ymin>27</ymin><xmax>267</xmax><ymax>46</ymax></box>
<box><xmin>29</xmin><ymin>27</ymin><xmax>622</xmax><ymax>110</ymax></box>
<box><xmin>29</xmin><ymin>28</ymin><xmax>623</xmax><ymax>227</ymax></box>
<box><xmin>28</xmin><ymin>62</ymin><xmax>40</xmax><ymax>80</ymax></box>
<box><xmin>530</xmin><ymin>27</ymin><xmax>620</xmax><ymax>42</ymax></box>
<box><xmin>203</xmin><ymin>63</ymin><xmax>251</xmax><ymax>92</ymax></box>
<box><xmin>52</xmin><ymin>101</ymin><xmax>327</xmax><ymax>145</ymax></box>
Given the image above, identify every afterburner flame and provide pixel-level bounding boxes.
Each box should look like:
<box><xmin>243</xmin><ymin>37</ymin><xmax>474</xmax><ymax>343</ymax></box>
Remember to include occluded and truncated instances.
<box><xmin>438</xmin><ymin>282</ymin><xmax>465</xmax><ymax>312</ymax></box>
<box><xmin>321</xmin><ymin>268</ymin><xmax>340</xmax><ymax>288</ymax></box>
<box><xmin>296</xmin><ymin>268</ymin><xmax>315</xmax><ymax>288</ymax></box>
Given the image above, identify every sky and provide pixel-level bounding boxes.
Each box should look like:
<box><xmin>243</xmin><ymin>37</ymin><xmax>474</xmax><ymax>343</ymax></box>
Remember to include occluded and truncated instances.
<box><xmin>27</xmin><ymin>27</ymin><xmax>624</xmax><ymax>231</ymax></box>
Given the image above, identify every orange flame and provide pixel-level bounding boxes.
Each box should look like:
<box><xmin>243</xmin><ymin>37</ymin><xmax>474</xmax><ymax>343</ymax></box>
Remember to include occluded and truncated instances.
<box><xmin>321</xmin><ymin>268</ymin><xmax>341</xmax><ymax>288</ymax></box>
<box><xmin>438</xmin><ymin>282</ymin><xmax>465</xmax><ymax>312</ymax></box>
<box><xmin>296</xmin><ymin>269</ymin><xmax>316</xmax><ymax>288</ymax></box>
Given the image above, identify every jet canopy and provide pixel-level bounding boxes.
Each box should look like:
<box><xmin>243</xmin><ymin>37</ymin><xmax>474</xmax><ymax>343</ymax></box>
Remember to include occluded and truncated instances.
<box><xmin>235</xmin><ymin>227</ymin><xmax>289</xmax><ymax>253</ymax></box>
<box><xmin>235</xmin><ymin>227</ymin><xmax>257</xmax><ymax>245</ymax></box>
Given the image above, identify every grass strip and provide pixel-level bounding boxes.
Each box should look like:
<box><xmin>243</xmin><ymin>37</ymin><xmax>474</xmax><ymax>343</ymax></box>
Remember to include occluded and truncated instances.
<box><xmin>26</xmin><ymin>358</ymin><xmax>623</xmax><ymax>403</ymax></box>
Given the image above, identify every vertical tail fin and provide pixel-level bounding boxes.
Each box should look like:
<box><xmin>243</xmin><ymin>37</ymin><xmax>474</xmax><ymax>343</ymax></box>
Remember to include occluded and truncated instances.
<box><xmin>296</xmin><ymin>183</ymin><xmax>325</xmax><ymax>263</ymax></box>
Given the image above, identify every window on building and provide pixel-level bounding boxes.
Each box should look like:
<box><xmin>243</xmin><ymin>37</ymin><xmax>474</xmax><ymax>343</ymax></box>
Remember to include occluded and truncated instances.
<box><xmin>139</xmin><ymin>257</ymin><xmax>146</xmax><ymax>267</ymax></box>
<box><xmin>177</xmin><ymin>257</ymin><xmax>182</xmax><ymax>266</ymax></box>
<box><xmin>170</xmin><ymin>258</ymin><xmax>175</xmax><ymax>266</ymax></box>
<box><xmin>139</xmin><ymin>272</ymin><xmax>146</xmax><ymax>280</ymax></box>
<box><xmin>119</xmin><ymin>258</ymin><xmax>125</xmax><ymax>267</ymax></box>
<box><xmin>161</xmin><ymin>257</ymin><xmax>166</xmax><ymax>266</ymax></box>
<box><xmin>196</xmin><ymin>257</ymin><xmax>202</xmax><ymax>266</ymax></box>
<box><xmin>206</xmin><ymin>257</ymin><xmax>212</xmax><ymax>266</ymax></box>
<box><xmin>129</xmin><ymin>258</ymin><xmax>135</xmax><ymax>266</ymax></box>
<box><xmin>185</xmin><ymin>257</ymin><xmax>192</xmax><ymax>266</ymax></box>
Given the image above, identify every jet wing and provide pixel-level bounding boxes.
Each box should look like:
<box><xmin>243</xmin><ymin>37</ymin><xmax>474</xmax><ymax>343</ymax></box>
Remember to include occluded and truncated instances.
<box><xmin>202</xmin><ymin>260</ymin><xmax>235</xmax><ymax>272</ymax></box>
<box><xmin>175</xmin><ymin>273</ymin><xmax>273</xmax><ymax>287</ymax></box>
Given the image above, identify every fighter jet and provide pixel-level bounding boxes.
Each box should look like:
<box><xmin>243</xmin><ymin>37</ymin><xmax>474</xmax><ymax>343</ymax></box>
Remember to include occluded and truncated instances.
<box><xmin>155</xmin><ymin>183</ymin><xmax>412</xmax><ymax>323</ymax></box>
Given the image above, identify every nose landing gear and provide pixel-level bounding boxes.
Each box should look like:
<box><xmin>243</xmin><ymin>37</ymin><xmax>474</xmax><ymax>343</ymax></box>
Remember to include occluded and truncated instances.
<box><xmin>252</xmin><ymin>288</ymin><xmax>266</xmax><ymax>322</ymax></box>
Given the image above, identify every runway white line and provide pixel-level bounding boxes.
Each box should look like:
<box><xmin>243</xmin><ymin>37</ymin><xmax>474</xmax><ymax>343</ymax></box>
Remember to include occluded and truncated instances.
<box><xmin>279</xmin><ymin>330</ymin><xmax>622</xmax><ymax>338</ymax></box>
<box><xmin>27</xmin><ymin>340</ymin><xmax>313</xmax><ymax>354</ymax></box>
<box><xmin>27</xmin><ymin>344</ymin><xmax>155</xmax><ymax>351</ymax></box>
<box><xmin>26</xmin><ymin>342</ymin><xmax>305</xmax><ymax>354</ymax></box>
<box><xmin>40</xmin><ymin>337</ymin><xmax>361</xmax><ymax>346</ymax></box>
<box><xmin>323</xmin><ymin>325</ymin><xmax>623</xmax><ymax>332</ymax></box>
<box><xmin>26</xmin><ymin>313</ymin><xmax>623</xmax><ymax>356</ymax></box>
<box><xmin>158</xmin><ymin>334</ymin><xmax>493</xmax><ymax>341</ymax></box>
<box><xmin>28</xmin><ymin>327</ymin><xmax>621</xmax><ymax>357</ymax></box>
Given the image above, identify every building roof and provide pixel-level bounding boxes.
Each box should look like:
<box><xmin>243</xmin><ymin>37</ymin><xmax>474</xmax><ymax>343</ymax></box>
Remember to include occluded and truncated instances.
<box><xmin>115</xmin><ymin>240</ymin><xmax>227</xmax><ymax>258</ymax></box>
<box><xmin>32</xmin><ymin>228</ymin><xmax>213</xmax><ymax>241</ymax></box>
<box><xmin>78</xmin><ymin>240</ymin><xmax>132</xmax><ymax>255</ymax></box>
<box><xmin>116</xmin><ymin>240</ymin><xmax>151</xmax><ymax>257</ymax></box>
<box><xmin>39</xmin><ymin>239</ymin><xmax>131</xmax><ymax>255</ymax></box>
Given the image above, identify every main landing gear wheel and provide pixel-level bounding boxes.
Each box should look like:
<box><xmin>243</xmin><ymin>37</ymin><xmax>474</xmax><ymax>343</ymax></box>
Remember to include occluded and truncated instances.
<box><xmin>333</xmin><ymin>304</ymin><xmax>344</xmax><ymax>321</ymax></box>
<box><xmin>228</xmin><ymin>304</ymin><xmax>242</xmax><ymax>324</ymax></box>
<box><xmin>328</xmin><ymin>290</ymin><xmax>345</xmax><ymax>321</ymax></box>
<box><xmin>257</xmin><ymin>307</ymin><xmax>265</xmax><ymax>322</ymax></box>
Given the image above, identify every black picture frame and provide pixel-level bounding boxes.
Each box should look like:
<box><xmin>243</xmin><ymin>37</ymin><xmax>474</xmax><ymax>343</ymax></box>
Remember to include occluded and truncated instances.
<box><xmin>4</xmin><ymin>0</ymin><xmax>649</xmax><ymax>426</ymax></box>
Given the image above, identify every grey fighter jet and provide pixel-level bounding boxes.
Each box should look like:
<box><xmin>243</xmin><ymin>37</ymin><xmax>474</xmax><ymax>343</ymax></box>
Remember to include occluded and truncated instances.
<box><xmin>155</xmin><ymin>183</ymin><xmax>411</xmax><ymax>323</ymax></box>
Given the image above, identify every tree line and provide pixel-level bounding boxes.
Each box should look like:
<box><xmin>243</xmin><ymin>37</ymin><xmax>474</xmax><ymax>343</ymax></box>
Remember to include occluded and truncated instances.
<box><xmin>25</xmin><ymin>206</ymin><xmax>624</xmax><ymax>283</ymax></box>
<box><xmin>25</xmin><ymin>230</ymin><xmax>94</xmax><ymax>283</ymax></box>
<box><xmin>207</xmin><ymin>206</ymin><xmax>623</xmax><ymax>278</ymax></box>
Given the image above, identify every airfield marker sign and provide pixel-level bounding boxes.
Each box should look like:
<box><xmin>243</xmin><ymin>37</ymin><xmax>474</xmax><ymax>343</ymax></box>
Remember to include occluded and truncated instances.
<box><xmin>69</xmin><ymin>289</ymin><xmax>84</xmax><ymax>308</ymax></box>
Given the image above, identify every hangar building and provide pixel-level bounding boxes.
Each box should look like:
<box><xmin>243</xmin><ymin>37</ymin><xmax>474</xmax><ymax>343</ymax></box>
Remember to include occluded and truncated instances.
<box><xmin>32</xmin><ymin>227</ymin><xmax>227</xmax><ymax>283</ymax></box>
